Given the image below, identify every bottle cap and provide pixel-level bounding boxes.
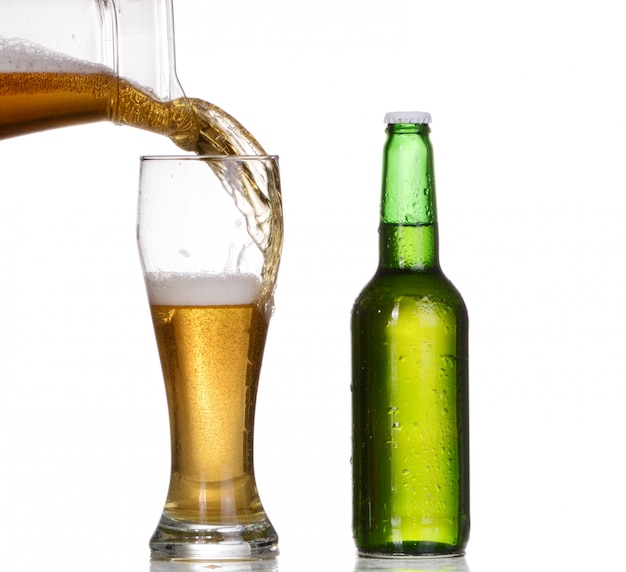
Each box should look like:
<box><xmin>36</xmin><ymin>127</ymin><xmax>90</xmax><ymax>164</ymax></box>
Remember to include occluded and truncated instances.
<box><xmin>384</xmin><ymin>111</ymin><xmax>432</xmax><ymax>125</ymax></box>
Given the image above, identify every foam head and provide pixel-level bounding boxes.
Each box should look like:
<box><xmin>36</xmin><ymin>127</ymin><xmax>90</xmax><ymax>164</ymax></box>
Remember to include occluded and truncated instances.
<box><xmin>145</xmin><ymin>272</ymin><xmax>262</xmax><ymax>306</ymax></box>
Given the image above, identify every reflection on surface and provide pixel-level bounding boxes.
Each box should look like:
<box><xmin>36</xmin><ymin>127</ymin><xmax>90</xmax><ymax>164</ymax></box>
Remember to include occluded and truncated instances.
<box><xmin>150</xmin><ymin>559</ymin><xmax>279</xmax><ymax>572</ymax></box>
<box><xmin>148</xmin><ymin>554</ymin><xmax>468</xmax><ymax>572</ymax></box>
<box><xmin>354</xmin><ymin>556</ymin><xmax>469</xmax><ymax>572</ymax></box>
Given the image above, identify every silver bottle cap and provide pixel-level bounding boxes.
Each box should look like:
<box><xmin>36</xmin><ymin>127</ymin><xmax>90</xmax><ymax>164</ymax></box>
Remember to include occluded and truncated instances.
<box><xmin>384</xmin><ymin>111</ymin><xmax>432</xmax><ymax>125</ymax></box>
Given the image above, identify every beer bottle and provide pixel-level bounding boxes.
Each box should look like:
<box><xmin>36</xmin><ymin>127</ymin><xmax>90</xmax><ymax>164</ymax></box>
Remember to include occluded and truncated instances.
<box><xmin>351</xmin><ymin>111</ymin><xmax>469</xmax><ymax>557</ymax></box>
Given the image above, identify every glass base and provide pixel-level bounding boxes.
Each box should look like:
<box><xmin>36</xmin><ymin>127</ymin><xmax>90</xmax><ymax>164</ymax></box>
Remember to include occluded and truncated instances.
<box><xmin>355</xmin><ymin>554</ymin><xmax>469</xmax><ymax>572</ymax></box>
<box><xmin>150</xmin><ymin>514</ymin><xmax>279</xmax><ymax>561</ymax></box>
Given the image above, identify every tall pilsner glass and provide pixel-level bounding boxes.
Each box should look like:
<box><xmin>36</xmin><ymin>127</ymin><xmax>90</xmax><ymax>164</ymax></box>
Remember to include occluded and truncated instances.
<box><xmin>137</xmin><ymin>155</ymin><xmax>283</xmax><ymax>560</ymax></box>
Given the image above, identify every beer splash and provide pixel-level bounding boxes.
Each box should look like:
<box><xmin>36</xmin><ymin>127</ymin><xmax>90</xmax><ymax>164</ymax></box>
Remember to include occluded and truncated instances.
<box><xmin>0</xmin><ymin>37</ymin><xmax>282</xmax><ymax>291</ymax></box>
<box><xmin>162</xmin><ymin>96</ymin><xmax>281</xmax><ymax>287</ymax></box>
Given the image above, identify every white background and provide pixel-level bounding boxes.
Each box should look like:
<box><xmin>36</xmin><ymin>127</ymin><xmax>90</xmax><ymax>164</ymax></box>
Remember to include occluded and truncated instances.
<box><xmin>1</xmin><ymin>1</ymin><xmax>625</xmax><ymax>571</ymax></box>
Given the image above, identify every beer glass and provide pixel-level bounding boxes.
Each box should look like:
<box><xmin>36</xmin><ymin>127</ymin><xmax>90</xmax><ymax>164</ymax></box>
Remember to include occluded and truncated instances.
<box><xmin>137</xmin><ymin>155</ymin><xmax>282</xmax><ymax>560</ymax></box>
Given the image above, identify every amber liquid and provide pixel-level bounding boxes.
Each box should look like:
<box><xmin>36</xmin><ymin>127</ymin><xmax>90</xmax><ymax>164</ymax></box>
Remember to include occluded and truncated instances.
<box><xmin>150</xmin><ymin>302</ymin><xmax>269</xmax><ymax>525</ymax></box>
<box><xmin>0</xmin><ymin>70</ymin><xmax>265</xmax><ymax>156</ymax></box>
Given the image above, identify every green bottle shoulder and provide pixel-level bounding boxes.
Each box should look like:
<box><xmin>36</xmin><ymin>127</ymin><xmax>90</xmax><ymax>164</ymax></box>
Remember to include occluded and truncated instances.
<box><xmin>353</xmin><ymin>268</ymin><xmax>467</xmax><ymax>315</ymax></box>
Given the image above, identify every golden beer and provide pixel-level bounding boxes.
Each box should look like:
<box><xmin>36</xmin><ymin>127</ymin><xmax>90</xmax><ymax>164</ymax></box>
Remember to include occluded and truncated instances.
<box><xmin>151</xmin><ymin>302</ymin><xmax>268</xmax><ymax>524</ymax></box>
<box><xmin>0</xmin><ymin>72</ymin><xmax>115</xmax><ymax>138</ymax></box>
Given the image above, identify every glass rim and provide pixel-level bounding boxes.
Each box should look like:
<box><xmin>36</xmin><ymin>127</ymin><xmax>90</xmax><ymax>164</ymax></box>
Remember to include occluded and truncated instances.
<box><xmin>140</xmin><ymin>154</ymin><xmax>279</xmax><ymax>161</ymax></box>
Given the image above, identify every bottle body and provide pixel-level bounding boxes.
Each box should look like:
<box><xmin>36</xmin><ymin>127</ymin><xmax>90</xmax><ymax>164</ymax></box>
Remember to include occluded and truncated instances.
<box><xmin>352</xmin><ymin>268</ymin><xmax>469</xmax><ymax>556</ymax></box>
<box><xmin>351</xmin><ymin>113</ymin><xmax>469</xmax><ymax>557</ymax></box>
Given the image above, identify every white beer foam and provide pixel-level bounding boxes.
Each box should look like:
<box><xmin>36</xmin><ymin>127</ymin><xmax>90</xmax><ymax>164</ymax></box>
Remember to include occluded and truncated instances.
<box><xmin>0</xmin><ymin>37</ymin><xmax>109</xmax><ymax>73</ymax></box>
<box><xmin>145</xmin><ymin>272</ymin><xmax>261</xmax><ymax>306</ymax></box>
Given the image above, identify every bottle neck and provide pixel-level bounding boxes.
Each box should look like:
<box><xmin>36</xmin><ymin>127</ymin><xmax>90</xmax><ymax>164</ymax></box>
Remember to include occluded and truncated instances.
<box><xmin>379</xmin><ymin>122</ymin><xmax>439</xmax><ymax>271</ymax></box>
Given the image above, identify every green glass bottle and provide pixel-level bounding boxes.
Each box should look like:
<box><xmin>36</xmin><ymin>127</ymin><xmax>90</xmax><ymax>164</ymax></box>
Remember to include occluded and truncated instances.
<box><xmin>351</xmin><ymin>111</ymin><xmax>469</xmax><ymax>557</ymax></box>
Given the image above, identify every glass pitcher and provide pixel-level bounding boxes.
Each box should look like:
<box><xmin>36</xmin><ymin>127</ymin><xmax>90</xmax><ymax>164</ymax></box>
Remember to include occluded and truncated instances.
<box><xmin>0</xmin><ymin>0</ymin><xmax>187</xmax><ymax>139</ymax></box>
